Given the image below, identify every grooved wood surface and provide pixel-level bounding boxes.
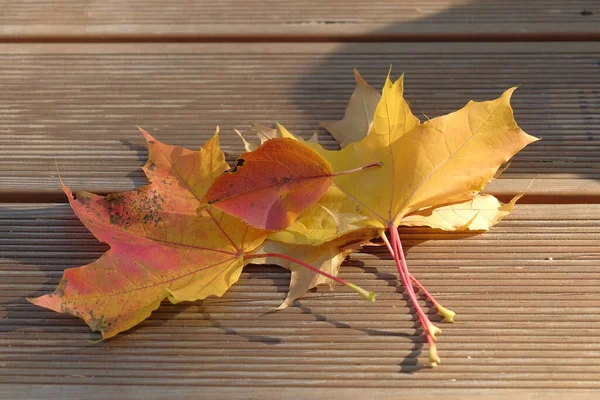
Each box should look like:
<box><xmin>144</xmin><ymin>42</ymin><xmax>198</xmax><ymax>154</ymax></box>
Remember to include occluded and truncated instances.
<box><xmin>1</xmin><ymin>204</ymin><xmax>600</xmax><ymax>397</ymax></box>
<box><xmin>1</xmin><ymin>0</ymin><xmax>599</xmax><ymax>39</ymax></box>
<box><xmin>2</xmin><ymin>1</ymin><xmax>599</xmax><ymax>398</ymax></box>
<box><xmin>1</xmin><ymin>42</ymin><xmax>599</xmax><ymax>201</ymax></box>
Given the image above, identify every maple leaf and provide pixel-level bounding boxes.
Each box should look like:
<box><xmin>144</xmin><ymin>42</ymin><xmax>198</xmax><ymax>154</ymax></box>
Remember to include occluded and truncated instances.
<box><xmin>26</xmin><ymin>68</ymin><xmax>537</xmax><ymax>369</ymax></box>
<box><xmin>321</xmin><ymin>70</ymin><xmax>523</xmax><ymax>233</ymax></box>
<box><xmin>29</xmin><ymin>129</ymin><xmax>268</xmax><ymax>339</ymax></box>
<box><xmin>268</xmin><ymin>184</ymin><xmax>378</xmax><ymax>246</ymax></box>
<box><xmin>262</xmin><ymin>72</ymin><xmax>538</xmax><ymax>365</ymax></box>
<box><xmin>315</xmin><ymin>89</ymin><xmax>537</xmax><ymax>227</ymax></box>
<box><xmin>255</xmin><ymin>228</ymin><xmax>378</xmax><ymax>310</ymax></box>
<box><xmin>235</xmin><ymin>121</ymin><xmax>320</xmax><ymax>153</ymax></box>
<box><xmin>29</xmin><ymin>129</ymin><xmax>374</xmax><ymax>339</ymax></box>
<box><xmin>321</xmin><ymin>69</ymin><xmax>382</xmax><ymax>147</ymax></box>
<box><xmin>400</xmin><ymin>193</ymin><xmax>524</xmax><ymax>231</ymax></box>
<box><xmin>205</xmin><ymin>137</ymin><xmax>335</xmax><ymax>230</ymax></box>
<box><xmin>234</xmin><ymin>122</ymin><xmax>280</xmax><ymax>152</ymax></box>
<box><xmin>283</xmin><ymin>80</ymin><xmax>537</xmax><ymax>238</ymax></box>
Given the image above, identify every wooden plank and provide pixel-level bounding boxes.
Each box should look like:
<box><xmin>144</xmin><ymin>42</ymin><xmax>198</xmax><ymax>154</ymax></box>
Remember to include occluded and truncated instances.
<box><xmin>1</xmin><ymin>0</ymin><xmax>599</xmax><ymax>39</ymax></box>
<box><xmin>1</xmin><ymin>203</ymin><xmax>600</xmax><ymax>397</ymax></box>
<box><xmin>1</xmin><ymin>388</ymin><xmax>600</xmax><ymax>400</ymax></box>
<box><xmin>0</xmin><ymin>42</ymin><xmax>599</xmax><ymax>200</ymax></box>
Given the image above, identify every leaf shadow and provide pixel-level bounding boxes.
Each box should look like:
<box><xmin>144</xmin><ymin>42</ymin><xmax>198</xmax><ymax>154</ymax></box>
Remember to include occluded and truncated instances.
<box><xmin>119</xmin><ymin>138</ymin><xmax>150</xmax><ymax>187</ymax></box>
<box><xmin>122</xmin><ymin>299</ymin><xmax>284</xmax><ymax>346</ymax></box>
<box><xmin>289</xmin><ymin>301</ymin><xmax>426</xmax><ymax>373</ymax></box>
<box><xmin>0</xmin><ymin>203</ymin><xmax>105</xmax><ymax>338</ymax></box>
<box><xmin>286</xmin><ymin>0</ymin><xmax>600</xmax><ymax>192</ymax></box>
<box><xmin>119</xmin><ymin>139</ymin><xmax>148</xmax><ymax>163</ymax></box>
<box><xmin>199</xmin><ymin>304</ymin><xmax>283</xmax><ymax>345</ymax></box>
<box><xmin>309</xmin><ymin>227</ymin><xmax>485</xmax><ymax>371</ymax></box>
<box><xmin>0</xmin><ymin>204</ymin><xmax>287</xmax><ymax>347</ymax></box>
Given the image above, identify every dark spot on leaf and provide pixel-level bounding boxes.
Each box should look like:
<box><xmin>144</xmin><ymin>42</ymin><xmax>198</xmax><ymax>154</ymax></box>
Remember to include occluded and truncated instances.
<box><xmin>109</xmin><ymin>213</ymin><xmax>123</xmax><ymax>225</ymax></box>
<box><xmin>231</xmin><ymin>158</ymin><xmax>245</xmax><ymax>173</ymax></box>
<box><xmin>147</xmin><ymin>162</ymin><xmax>156</xmax><ymax>171</ymax></box>
<box><xmin>78</xmin><ymin>195</ymin><xmax>91</xmax><ymax>206</ymax></box>
<box><xmin>107</xmin><ymin>193</ymin><xmax>126</xmax><ymax>205</ymax></box>
<box><xmin>88</xmin><ymin>310</ymin><xmax>107</xmax><ymax>332</ymax></box>
<box><xmin>55</xmin><ymin>279</ymin><xmax>68</xmax><ymax>297</ymax></box>
<box><xmin>282</xmin><ymin>176</ymin><xmax>292</xmax><ymax>183</ymax></box>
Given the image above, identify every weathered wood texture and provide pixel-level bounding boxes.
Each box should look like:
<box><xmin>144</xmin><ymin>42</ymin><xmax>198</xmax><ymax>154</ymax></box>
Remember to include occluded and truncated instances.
<box><xmin>2</xmin><ymin>387</ymin><xmax>600</xmax><ymax>400</ymax></box>
<box><xmin>1</xmin><ymin>43</ymin><xmax>599</xmax><ymax>201</ymax></box>
<box><xmin>1</xmin><ymin>0</ymin><xmax>599</xmax><ymax>39</ymax></box>
<box><xmin>1</xmin><ymin>204</ymin><xmax>600</xmax><ymax>396</ymax></box>
<box><xmin>2</xmin><ymin>1</ymin><xmax>599</xmax><ymax>398</ymax></box>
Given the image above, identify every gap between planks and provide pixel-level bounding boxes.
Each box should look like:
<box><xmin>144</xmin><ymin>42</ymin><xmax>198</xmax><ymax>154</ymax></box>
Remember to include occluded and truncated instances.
<box><xmin>2</xmin><ymin>31</ymin><xmax>600</xmax><ymax>43</ymax></box>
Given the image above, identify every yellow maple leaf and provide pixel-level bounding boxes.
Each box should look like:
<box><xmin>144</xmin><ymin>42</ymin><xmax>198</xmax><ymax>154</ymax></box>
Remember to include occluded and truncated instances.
<box><xmin>272</xmin><ymin>73</ymin><xmax>538</xmax><ymax>366</ymax></box>
<box><xmin>283</xmin><ymin>84</ymin><xmax>537</xmax><ymax>236</ymax></box>
<box><xmin>254</xmin><ymin>228</ymin><xmax>378</xmax><ymax>310</ymax></box>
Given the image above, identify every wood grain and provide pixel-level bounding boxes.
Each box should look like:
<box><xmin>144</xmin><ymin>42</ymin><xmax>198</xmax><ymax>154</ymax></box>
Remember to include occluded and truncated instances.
<box><xmin>0</xmin><ymin>42</ymin><xmax>599</xmax><ymax>201</ymax></box>
<box><xmin>3</xmin><ymin>387</ymin><xmax>600</xmax><ymax>400</ymax></box>
<box><xmin>2</xmin><ymin>203</ymin><xmax>600</xmax><ymax>394</ymax></box>
<box><xmin>2</xmin><ymin>2</ymin><xmax>599</xmax><ymax>397</ymax></box>
<box><xmin>1</xmin><ymin>0</ymin><xmax>599</xmax><ymax>40</ymax></box>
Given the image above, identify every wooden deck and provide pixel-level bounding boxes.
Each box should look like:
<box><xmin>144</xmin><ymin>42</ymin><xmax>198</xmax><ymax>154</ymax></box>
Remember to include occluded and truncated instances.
<box><xmin>1</xmin><ymin>2</ymin><xmax>600</xmax><ymax>399</ymax></box>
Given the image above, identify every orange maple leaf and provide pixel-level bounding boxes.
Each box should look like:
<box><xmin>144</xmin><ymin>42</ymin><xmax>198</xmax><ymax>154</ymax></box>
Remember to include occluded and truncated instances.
<box><xmin>30</xmin><ymin>129</ymin><xmax>373</xmax><ymax>339</ymax></box>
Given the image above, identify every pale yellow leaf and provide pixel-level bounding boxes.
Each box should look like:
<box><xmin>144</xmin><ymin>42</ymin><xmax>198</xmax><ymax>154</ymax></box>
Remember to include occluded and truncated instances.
<box><xmin>321</xmin><ymin>69</ymin><xmax>382</xmax><ymax>147</ymax></box>
<box><xmin>400</xmin><ymin>193</ymin><xmax>523</xmax><ymax>231</ymax></box>
<box><xmin>234</xmin><ymin>122</ymin><xmax>281</xmax><ymax>152</ymax></box>
<box><xmin>254</xmin><ymin>229</ymin><xmax>378</xmax><ymax>310</ymax></box>
<box><xmin>268</xmin><ymin>185</ymin><xmax>378</xmax><ymax>246</ymax></box>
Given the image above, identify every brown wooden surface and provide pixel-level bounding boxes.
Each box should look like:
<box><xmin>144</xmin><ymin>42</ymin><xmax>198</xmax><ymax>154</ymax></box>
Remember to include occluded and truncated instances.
<box><xmin>2</xmin><ymin>204</ymin><xmax>600</xmax><ymax>397</ymax></box>
<box><xmin>0</xmin><ymin>42</ymin><xmax>599</xmax><ymax>201</ymax></box>
<box><xmin>1</xmin><ymin>0</ymin><xmax>599</xmax><ymax>39</ymax></box>
<box><xmin>1</xmin><ymin>1</ymin><xmax>600</xmax><ymax>399</ymax></box>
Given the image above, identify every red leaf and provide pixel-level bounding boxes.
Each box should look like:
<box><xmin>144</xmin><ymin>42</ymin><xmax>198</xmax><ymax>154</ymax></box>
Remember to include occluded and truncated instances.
<box><xmin>205</xmin><ymin>138</ymin><xmax>333</xmax><ymax>230</ymax></box>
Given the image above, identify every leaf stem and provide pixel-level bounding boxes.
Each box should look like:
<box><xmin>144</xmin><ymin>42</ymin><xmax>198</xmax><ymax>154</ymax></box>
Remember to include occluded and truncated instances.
<box><xmin>409</xmin><ymin>273</ymin><xmax>456</xmax><ymax>323</ymax></box>
<box><xmin>331</xmin><ymin>162</ymin><xmax>383</xmax><ymax>177</ymax></box>
<box><xmin>388</xmin><ymin>224</ymin><xmax>441</xmax><ymax>366</ymax></box>
<box><xmin>379</xmin><ymin>229</ymin><xmax>455</xmax><ymax>323</ymax></box>
<box><xmin>379</xmin><ymin>228</ymin><xmax>395</xmax><ymax>257</ymax></box>
<box><xmin>245</xmin><ymin>253</ymin><xmax>375</xmax><ymax>302</ymax></box>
